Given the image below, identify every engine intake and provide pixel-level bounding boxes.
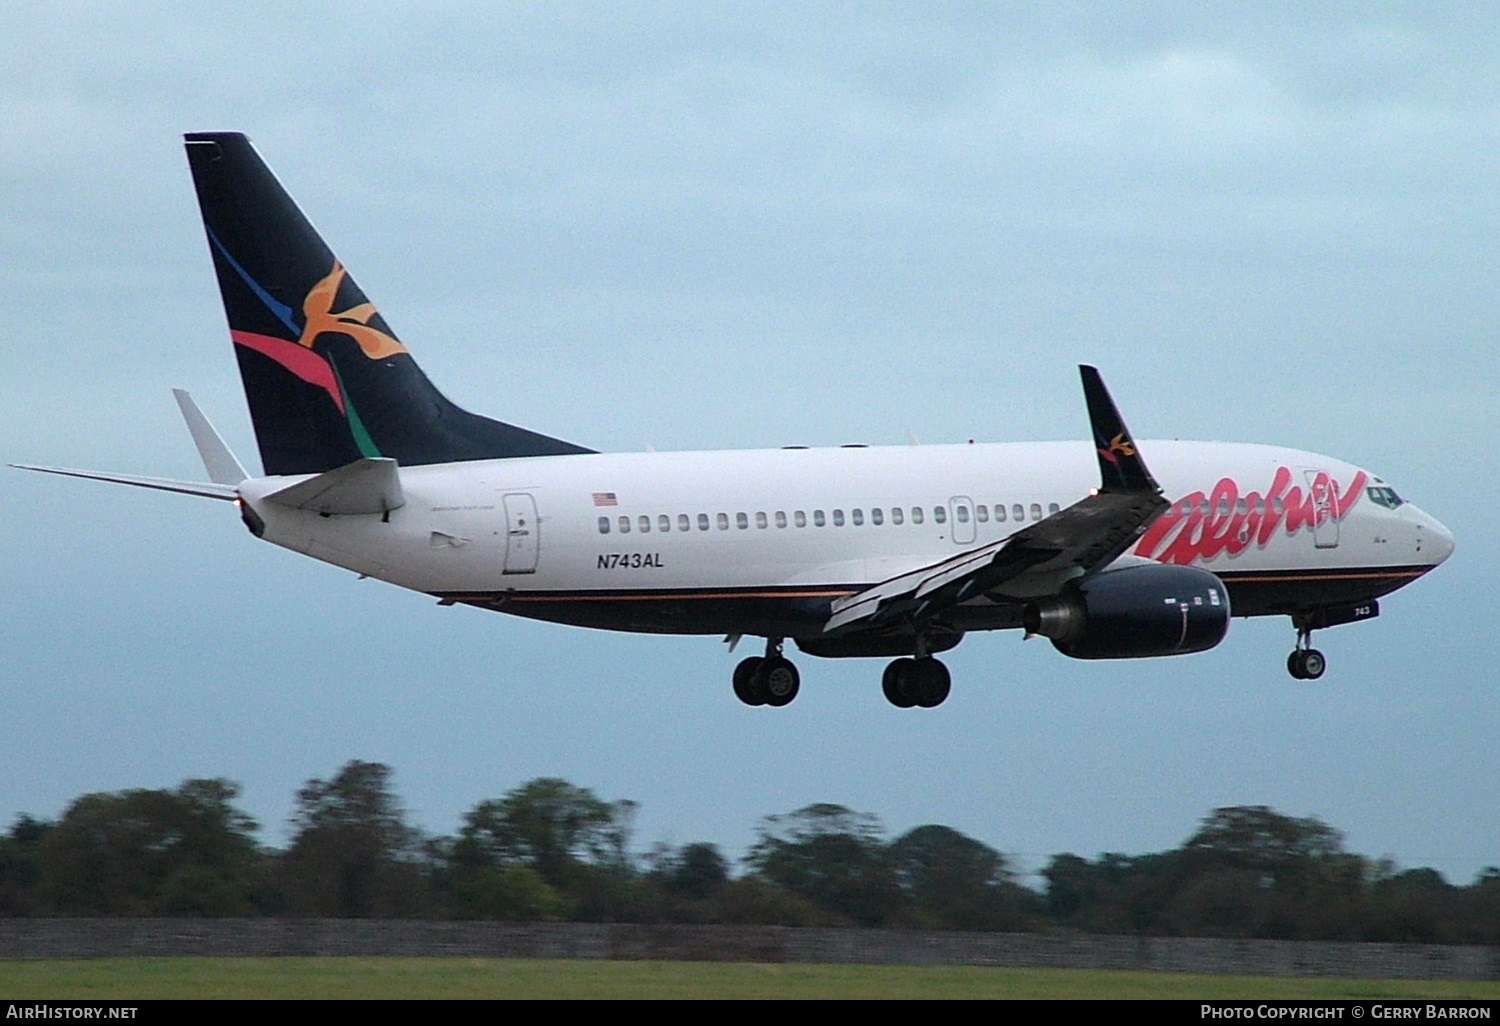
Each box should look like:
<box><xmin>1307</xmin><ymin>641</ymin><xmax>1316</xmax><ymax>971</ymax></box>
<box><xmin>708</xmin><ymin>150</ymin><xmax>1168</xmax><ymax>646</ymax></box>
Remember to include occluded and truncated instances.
<box><xmin>1024</xmin><ymin>564</ymin><xmax>1230</xmax><ymax>659</ymax></box>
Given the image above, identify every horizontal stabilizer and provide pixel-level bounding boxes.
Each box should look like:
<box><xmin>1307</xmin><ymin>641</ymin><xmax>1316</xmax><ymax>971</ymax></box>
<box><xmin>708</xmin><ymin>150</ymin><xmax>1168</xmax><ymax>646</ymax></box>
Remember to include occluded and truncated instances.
<box><xmin>9</xmin><ymin>464</ymin><xmax>238</xmax><ymax>501</ymax></box>
<box><xmin>264</xmin><ymin>457</ymin><xmax>404</xmax><ymax>515</ymax></box>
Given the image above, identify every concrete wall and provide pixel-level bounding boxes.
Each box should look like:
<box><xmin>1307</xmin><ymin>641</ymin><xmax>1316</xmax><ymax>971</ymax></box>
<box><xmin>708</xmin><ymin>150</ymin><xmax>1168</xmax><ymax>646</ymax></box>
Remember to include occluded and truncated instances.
<box><xmin>0</xmin><ymin>920</ymin><xmax>1494</xmax><ymax>979</ymax></box>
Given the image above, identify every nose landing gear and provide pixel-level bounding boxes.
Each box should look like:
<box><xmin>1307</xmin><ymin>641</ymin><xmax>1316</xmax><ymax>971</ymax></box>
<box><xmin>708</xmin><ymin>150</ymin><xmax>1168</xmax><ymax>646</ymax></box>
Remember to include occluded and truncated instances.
<box><xmin>1286</xmin><ymin>626</ymin><xmax>1326</xmax><ymax>680</ymax></box>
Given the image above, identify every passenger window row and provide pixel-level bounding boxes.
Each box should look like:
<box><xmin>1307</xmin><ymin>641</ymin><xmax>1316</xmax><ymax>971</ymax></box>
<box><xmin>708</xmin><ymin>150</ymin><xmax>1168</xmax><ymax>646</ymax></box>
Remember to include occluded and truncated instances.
<box><xmin>598</xmin><ymin>501</ymin><xmax>1062</xmax><ymax>535</ymax></box>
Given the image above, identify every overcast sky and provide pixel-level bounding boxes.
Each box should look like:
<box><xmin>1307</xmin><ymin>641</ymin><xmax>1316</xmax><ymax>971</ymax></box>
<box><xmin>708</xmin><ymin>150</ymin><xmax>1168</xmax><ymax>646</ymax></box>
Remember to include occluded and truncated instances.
<box><xmin>3</xmin><ymin>2</ymin><xmax>1496</xmax><ymax>886</ymax></box>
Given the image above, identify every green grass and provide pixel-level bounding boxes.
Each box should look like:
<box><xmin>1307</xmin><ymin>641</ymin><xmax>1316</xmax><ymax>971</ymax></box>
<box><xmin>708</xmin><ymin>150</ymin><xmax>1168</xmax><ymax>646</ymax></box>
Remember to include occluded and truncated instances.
<box><xmin>2</xmin><ymin>959</ymin><xmax>1499</xmax><ymax>999</ymax></box>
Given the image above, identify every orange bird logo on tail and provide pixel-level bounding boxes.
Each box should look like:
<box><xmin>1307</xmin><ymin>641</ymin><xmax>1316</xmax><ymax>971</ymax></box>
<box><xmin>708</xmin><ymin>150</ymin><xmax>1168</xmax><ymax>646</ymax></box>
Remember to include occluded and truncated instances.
<box><xmin>297</xmin><ymin>262</ymin><xmax>408</xmax><ymax>359</ymax></box>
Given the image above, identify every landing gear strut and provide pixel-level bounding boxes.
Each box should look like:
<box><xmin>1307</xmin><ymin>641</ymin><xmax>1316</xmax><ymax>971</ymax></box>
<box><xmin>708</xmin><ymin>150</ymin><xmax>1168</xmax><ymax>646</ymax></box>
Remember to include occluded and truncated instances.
<box><xmin>881</xmin><ymin>655</ymin><xmax>951</xmax><ymax>708</ymax></box>
<box><xmin>732</xmin><ymin>638</ymin><xmax>801</xmax><ymax>707</ymax></box>
<box><xmin>1286</xmin><ymin>625</ymin><xmax>1326</xmax><ymax>680</ymax></box>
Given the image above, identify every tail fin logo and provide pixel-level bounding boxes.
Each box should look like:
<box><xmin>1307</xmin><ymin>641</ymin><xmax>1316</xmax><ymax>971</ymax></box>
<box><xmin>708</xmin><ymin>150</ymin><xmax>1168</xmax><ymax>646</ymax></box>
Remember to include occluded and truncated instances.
<box><xmin>211</xmin><ymin>240</ymin><xmax>399</xmax><ymax>457</ymax></box>
<box><xmin>299</xmin><ymin>262</ymin><xmax>406</xmax><ymax>360</ymax></box>
<box><xmin>1097</xmin><ymin>432</ymin><xmax>1136</xmax><ymax>464</ymax></box>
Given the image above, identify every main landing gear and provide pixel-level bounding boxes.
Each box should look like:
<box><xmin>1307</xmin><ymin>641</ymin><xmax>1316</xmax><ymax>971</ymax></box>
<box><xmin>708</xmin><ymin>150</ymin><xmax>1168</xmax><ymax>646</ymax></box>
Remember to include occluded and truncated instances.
<box><xmin>732</xmin><ymin>638</ymin><xmax>801</xmax><ymax>707</ymax></box>
<box><xmin>880</xmin><ymin>635</ymin><xmax>951</xmax><ymax>708</ymax></box>
<box><xmin>1286</xmin><ymin>625</ymin><xmax>1326</xmax><ymax>680</ymax></box>
<box><xmin>881</xmin><ymin>657</ymin><xmax>951</xmax><ymax>708</ymax></box>
<box><xmin>728</xmin><ymin>637</ymin><xmax>952</xmax><ymax>708</ymax></box>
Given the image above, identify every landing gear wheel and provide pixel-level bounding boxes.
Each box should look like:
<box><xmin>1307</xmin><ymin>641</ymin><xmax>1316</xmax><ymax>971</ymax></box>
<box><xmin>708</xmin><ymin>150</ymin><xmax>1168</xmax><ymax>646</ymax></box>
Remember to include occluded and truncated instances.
<box><xmin>882</xmin><ymin>658</ymin><xmax>917</xmax><ymax>708</ymax></box>
<box><xmin>882</xmin><ymin>658</ymin><xmax>950</xmax><ymax>708</ymax></box>
<box><xmin>1302</xmin><ymin>649</ymin><xmax>1326</xmax><ymax>679</ymax></box>
<box><xmin>757</xmin><ymin>656</ymin><xmax>800</xmax><ymax>707</ymax></box>
<box><xmin>912</xmin><ymin>658</ymin><xmax>952</xmax><ymax>708</ymax></box>
<box><xmin>1288</xmin><ymin>648</ymin><xmax>1326</xmax><ymax>680</ymax></box>
<box><xmin>1287</xmin><ymin>620</ymin><xmax>1327</xmax><ymax>680</ymax></box>
<box><xmin>733</xmin><ymin>656</ymin><xmax>767</xmax><ymax>705</ymax></box>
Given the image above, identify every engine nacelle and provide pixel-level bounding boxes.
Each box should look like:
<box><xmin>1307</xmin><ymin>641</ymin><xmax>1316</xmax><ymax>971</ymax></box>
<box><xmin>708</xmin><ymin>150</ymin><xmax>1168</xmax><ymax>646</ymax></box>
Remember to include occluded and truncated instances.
<box><xmin>1024</xmin><ymin>564</ymin><xmax>1230</xmax><ymax>659</ymax></box>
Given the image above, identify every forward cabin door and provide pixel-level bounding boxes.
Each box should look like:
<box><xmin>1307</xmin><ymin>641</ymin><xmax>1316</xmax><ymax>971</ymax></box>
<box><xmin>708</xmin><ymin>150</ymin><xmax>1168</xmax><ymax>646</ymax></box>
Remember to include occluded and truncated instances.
<box><xmin>502</xmin><ymin>492</ymin><xmax>540</xmax><ymax>574</ymax></box>
<box><xmin>1304</xmin><ymin>470</ymin><xmax>1340</xmax><ymax>549</ymax></box>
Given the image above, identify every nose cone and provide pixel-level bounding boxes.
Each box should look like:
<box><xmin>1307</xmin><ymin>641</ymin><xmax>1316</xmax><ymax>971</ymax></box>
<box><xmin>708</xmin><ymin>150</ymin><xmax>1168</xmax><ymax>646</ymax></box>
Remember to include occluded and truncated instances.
<box><xmin>1410</xmin><ymin>505</ymin><xmax>1455</xmax><ymax>566</ymax></box>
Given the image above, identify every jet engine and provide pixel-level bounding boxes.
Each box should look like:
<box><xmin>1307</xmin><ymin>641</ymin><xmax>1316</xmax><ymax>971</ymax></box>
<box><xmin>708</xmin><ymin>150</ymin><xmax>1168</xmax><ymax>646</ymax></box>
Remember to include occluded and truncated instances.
<box><xmin>1023</xmin><ymin>564</ymin><xmax>1230</xmax><ymax>659</ymax></box>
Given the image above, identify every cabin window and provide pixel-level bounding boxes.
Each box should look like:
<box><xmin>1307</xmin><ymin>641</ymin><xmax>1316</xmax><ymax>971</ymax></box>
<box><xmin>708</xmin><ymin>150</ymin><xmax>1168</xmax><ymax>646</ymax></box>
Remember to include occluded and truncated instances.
<box><xmin>1199</xmin><ymin>500</ymin><xmax>1211</xmax><ymax>515</ymax></box>
<box><xmin>1236</xmin><ymin>498</ymin><xmax>1247</xmax><ymax>514</ymax></box>
<box><xmin>1012</xmin><ymin>504</ymin><xmax>1024</xmax><ymax>522</ymax></box>
<box><xmin>717</xmin><ymin>513</ymin><xmax>729</xmax><ymax>531</ymax></box>
<box><xmin>756</xmin><ymin>511</ymin><xmax>768</xmax><ymax>529</ymax></box>
<box><xmin>871</xmin><ymin>508</ymin><xmax>883</xmax><ymax>525</ymax></box>
<box><xmin>933</xmin><ymin>506</ymin><xmax>947</xmax><ymax>524</ymax></box>
<box><xmin>955</xmin><ymin>506</ymin><xmax>969</xmax><ymax>524</ymax></box>
<box><xmin>911</xmin><ymin>507</ymin><xmax>924</xmax><ymax>525</ymax></box>
<box><xmin>1048</xmin><ymin>502</ymin><xmax>1060</xmax><ymax>516</ymax></box>
<box><xmin>775</xmin><ymin>511</ymin><xmax>787</xmax><ymax>528</ymax></box>
<box><xmin>619</xmin><ymin>516</ymin><xmax>631</xmax><ymax>533</ymax></box>
<box><xmin>736</xmin><ymin>512</ymin><xmax>749</xmax><ymax>530</ymax></box>
<box><xmin>795</xmin><ymin>510</ymin><xmax>807</xmax><ymax>527</ymax></box>
<box><xmin>995</xmin><ymin>504</ymin><xmax>1007</xmax><ymax>522</ymax></box>
<box><xmin>1272</xmin><ymin>498</ymin><xmax>1284</xmax><ymax>514</ymax></box>
<box><xmin>891</xmin><ymin>507</ymin><xmax>903</xmax><ymax>525</ymax></box>
<box><xmin>658</xmin><ymin>514</ymin><xmax>671</xmax><ymax>532</ymax></box>
<box><xmin>598</xmin><ymin>517</ymin><xmax>611</xmax><ymax>534</ymax></box>
<box><xmin>678</xmin><ymin>514</ymin><xmax>690</xmax><ymax>532</ymax></box>
<box><xmin>832</xmin><ymin>509</ymin><xmax>845</xmax><ymax>527</ymax></box>
<box><xmin>976</xmin><ymin>505</ymin><xmax>988</xmax><ymax>523</ymax></box>
<box><xmin>1179</xmin><ymin>499</ymin><xmax>1193</xmax><ymax>516</ymax></box>
<box><xmin>639</xmin><ymin>515</ymin><xmax>651</xmax><ymax>533</ymax></box>
<box><xmin>851</xmin><ymin>508</ymin><xmax>864</xmax><ymax>526</ymax></box>
<box><xmin>697</xmin><ymin>513</ymin><xmax>710</xmax><ymax>531</ymax></box>
<box><xmin>1030</xmin><ymin>503</ymin><xmax>1043</xmax><ymax>521</ymax></box>
<box><xmin>813</xmin><ymin>510</ymin><xmax>826</xmax><ymax>527</ymax></box>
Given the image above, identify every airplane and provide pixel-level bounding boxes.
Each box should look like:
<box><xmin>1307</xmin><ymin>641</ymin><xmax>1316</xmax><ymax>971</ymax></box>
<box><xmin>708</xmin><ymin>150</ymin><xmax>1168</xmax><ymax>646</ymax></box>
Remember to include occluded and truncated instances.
<box><xmin>14</xmin><ymin>132</ymin><xmax>1455</xmax><ymax>708</ymax></box>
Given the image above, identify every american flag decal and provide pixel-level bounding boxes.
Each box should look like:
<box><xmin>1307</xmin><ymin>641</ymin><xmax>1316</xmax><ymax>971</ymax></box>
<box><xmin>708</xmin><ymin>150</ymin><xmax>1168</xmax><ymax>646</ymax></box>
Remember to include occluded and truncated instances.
<box><xmin>593</xmin><ymin>492</ymin><xmax>618</xmax><ymax>506</ymax></box>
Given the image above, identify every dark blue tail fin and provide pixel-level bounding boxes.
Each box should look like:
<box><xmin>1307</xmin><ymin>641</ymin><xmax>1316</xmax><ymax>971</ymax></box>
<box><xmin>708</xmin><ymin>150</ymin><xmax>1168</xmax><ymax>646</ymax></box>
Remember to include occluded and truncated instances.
<box><xmin>184</xmin><ymin>132</ymin><xmax>593</xmax><ymax>476</ymax></box>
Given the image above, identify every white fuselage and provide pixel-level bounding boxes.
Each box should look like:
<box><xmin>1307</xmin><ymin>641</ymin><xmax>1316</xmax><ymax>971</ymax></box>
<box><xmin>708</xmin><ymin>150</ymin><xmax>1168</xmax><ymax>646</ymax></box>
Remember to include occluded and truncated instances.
<box><xmin>237</xmin><ymin>438</ymin><xmax>1451</xmax><ymax>642</ymax></box>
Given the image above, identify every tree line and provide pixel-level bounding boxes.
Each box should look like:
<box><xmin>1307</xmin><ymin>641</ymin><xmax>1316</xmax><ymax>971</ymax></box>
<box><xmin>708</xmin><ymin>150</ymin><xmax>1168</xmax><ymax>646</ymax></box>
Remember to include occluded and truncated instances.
<box><xmin>2</xmin><ymin>762</ymin><xmax>1495</xmax><ymax>944</ymax></box>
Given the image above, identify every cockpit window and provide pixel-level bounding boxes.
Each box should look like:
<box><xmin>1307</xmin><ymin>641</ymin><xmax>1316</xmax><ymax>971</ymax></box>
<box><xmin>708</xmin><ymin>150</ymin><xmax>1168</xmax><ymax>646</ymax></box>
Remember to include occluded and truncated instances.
<box><xmin>1367</xmin><ymin>486</ymin><xmax>1404</xmax><ymax>510</ymax></box>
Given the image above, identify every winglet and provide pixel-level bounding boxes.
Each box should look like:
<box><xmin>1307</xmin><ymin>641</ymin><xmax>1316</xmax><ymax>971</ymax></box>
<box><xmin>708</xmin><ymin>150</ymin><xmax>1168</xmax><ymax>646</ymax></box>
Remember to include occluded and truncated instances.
<box><xmin>173</xmin><ymin>389</ymin><xmax>248</xmax><ymax>485</ymax></box>
<box><xmin>1080</xmin><ymin>366</ymin><xmax>1160</xmax><ymax>495</ymax></box>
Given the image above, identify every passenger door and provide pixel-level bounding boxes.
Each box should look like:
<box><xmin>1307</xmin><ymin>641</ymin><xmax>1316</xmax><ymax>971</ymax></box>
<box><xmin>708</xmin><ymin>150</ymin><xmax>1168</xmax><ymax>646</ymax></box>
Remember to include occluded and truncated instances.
<box><xmin>502</xmin><ymin>492</ymin><xmax>540</xmax><ymax>573</ymax></box>
<box><xmin>1305</xmin><ymin>471</ymin><xmax>1340</xmax><ymax>549</ymax></box>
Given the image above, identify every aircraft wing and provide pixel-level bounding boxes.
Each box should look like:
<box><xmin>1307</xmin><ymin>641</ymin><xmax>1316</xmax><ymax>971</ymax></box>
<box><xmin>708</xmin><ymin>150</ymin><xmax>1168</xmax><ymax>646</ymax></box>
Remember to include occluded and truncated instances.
<box><xmin>824</xmin><ymin>366</ymin><xmax>1168</xmax><ymax>634</ymax></box>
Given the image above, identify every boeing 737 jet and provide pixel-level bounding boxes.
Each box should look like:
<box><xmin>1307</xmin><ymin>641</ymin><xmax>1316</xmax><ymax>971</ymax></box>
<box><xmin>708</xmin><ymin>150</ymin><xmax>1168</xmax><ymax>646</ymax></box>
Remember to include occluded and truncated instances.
<box><xmin>15</xmin><ymin>133</ymin><xmax>1455</xmax><ymax>708</ymax></box>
